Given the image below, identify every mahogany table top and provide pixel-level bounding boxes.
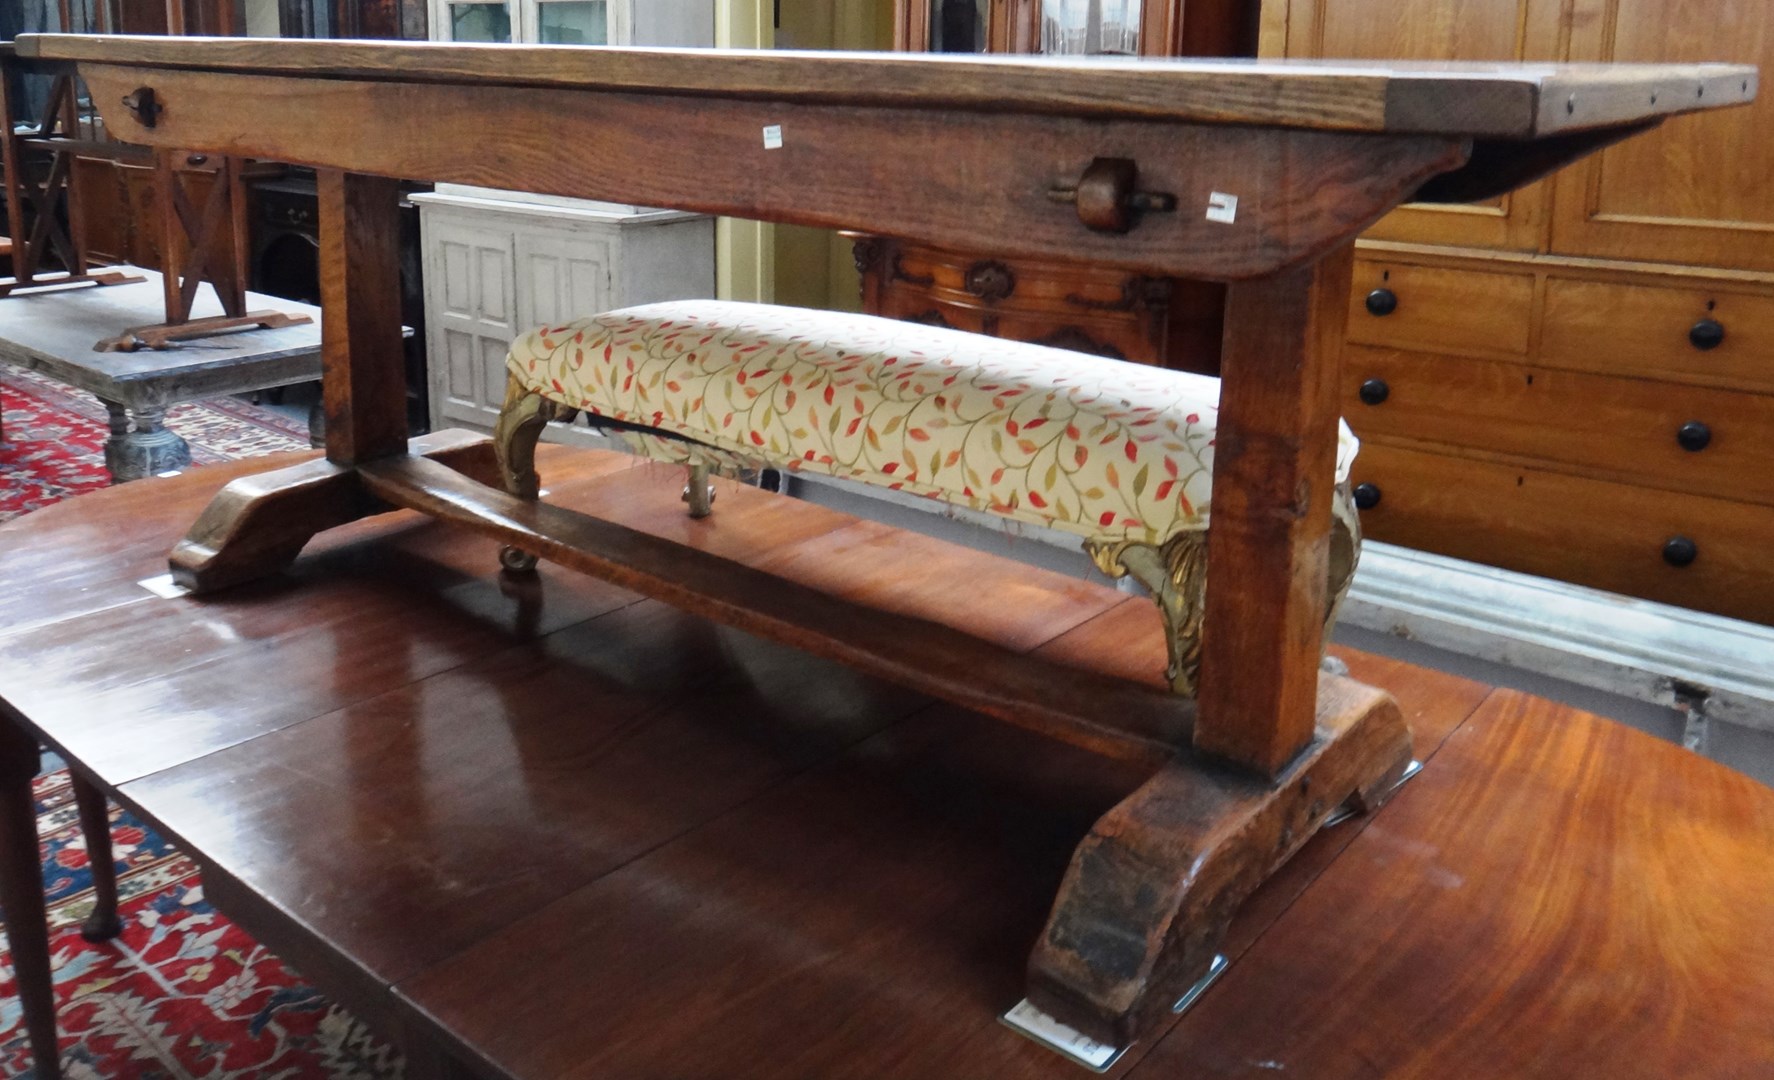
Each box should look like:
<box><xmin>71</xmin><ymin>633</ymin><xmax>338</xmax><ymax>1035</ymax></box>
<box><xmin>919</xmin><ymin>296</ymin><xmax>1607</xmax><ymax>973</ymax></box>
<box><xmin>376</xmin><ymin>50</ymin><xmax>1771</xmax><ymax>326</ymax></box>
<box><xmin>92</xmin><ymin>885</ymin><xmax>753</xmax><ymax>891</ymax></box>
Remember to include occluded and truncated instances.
<box><xmin>1</xmin><ymin>449</ymin><xmax>1771</xmax><ymax>1078</ymax></box>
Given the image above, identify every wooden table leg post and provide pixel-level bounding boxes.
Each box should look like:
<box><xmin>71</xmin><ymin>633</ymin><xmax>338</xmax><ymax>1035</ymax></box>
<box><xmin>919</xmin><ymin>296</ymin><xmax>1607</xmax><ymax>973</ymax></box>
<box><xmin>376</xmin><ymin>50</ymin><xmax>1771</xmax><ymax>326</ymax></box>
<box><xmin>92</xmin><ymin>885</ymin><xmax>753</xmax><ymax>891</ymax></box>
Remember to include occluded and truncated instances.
<box><xmin>168</xmin><ymin>171</ymin><xmax>499</xmax><ymax>592</ymax></box>
<box><xmin>1195</xmin><ymin>248</ymin><xmax>1356</xmax><ymax>776</ymax></box>
<box><xmin>1026</xmin><ymin>248</ymin><xmax>1414</xmax><ymax>1044</ymax></box>
<box><xmin>317</xmin><ymin>169</ymin><xmax>409</xmax><ymax>467</ymax></box>
<box><xmin>0</xmin><ymin>719</ymin><xmax>62</xmax><ymax>1080</ymax></box>
<box><xmin>70</xmin><ymin>773</ymin><xmax>122</xmax><ymax>942</ymax></box>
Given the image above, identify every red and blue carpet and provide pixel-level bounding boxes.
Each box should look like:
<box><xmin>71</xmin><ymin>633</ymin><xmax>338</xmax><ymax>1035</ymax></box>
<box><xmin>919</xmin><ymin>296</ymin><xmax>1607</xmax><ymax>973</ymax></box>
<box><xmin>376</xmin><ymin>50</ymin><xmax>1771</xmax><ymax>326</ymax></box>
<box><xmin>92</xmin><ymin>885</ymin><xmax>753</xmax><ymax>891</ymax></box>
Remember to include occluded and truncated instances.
<box><xmin>0</xmin><ymin>369</ymin><xmax>401</xmax><ymax>1077</ymax></box>
<box><xmin>0</xmin><ymin>367</ymin><xmax>312</xmax><ymax>523</ymax></box>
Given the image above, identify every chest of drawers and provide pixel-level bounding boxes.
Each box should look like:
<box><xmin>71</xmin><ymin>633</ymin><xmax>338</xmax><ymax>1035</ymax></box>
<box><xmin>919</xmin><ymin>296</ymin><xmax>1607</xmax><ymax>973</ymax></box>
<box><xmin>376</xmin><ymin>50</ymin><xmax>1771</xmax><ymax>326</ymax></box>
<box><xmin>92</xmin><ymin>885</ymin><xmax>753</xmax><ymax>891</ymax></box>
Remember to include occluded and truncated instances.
<box><xmin>1345</xmin><ymin>244</ymin><xmax>1774</xmax><ymax>624</ymax></box>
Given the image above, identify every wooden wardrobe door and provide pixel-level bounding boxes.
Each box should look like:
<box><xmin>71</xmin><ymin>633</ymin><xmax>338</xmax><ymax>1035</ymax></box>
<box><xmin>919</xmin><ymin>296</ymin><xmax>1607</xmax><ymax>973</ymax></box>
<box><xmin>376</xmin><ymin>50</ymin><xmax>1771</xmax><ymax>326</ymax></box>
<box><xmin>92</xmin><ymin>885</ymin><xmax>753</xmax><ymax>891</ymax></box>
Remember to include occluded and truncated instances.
<box><xmin>1551</xmin><ymin>0</ymin><xmax>1771</xmax><ymax>270</ymax></box>
<box><xmin>1260</xmin><ymin>0</ymin><xmax>1564</xmax><ymax>251</ymax></box>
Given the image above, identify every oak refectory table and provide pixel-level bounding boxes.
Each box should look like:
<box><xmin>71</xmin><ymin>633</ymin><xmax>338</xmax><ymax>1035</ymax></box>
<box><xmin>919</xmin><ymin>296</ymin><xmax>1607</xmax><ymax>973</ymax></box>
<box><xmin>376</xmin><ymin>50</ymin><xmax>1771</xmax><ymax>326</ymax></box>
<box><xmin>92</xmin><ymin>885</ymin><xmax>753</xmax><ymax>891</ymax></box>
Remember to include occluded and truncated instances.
<box><xmin>9</xmin><ymin>30</ymin><xmax>1760</xmax><ymax>1061</ymax></box>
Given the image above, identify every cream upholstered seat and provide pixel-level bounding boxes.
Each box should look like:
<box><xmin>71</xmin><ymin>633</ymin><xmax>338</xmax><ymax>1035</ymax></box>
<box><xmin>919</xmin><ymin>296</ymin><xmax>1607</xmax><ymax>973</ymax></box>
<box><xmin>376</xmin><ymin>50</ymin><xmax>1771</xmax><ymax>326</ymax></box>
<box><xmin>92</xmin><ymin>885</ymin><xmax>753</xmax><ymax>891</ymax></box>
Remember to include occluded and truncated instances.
<box><xmin>495</xmin><ymin>301</ymin><xmax>1363</xmax><ymax>696</ymax></box>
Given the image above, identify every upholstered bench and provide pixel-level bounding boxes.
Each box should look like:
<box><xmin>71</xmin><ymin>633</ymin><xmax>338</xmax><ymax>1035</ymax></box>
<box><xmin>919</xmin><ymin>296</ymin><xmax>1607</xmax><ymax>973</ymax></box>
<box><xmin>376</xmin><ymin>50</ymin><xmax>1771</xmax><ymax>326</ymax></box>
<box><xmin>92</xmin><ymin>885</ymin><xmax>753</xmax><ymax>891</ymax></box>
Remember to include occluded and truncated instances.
<box><xmin>493</xmin><ymin>301</ymin><xmax>1362</xmax><ymax>697</ymax></box>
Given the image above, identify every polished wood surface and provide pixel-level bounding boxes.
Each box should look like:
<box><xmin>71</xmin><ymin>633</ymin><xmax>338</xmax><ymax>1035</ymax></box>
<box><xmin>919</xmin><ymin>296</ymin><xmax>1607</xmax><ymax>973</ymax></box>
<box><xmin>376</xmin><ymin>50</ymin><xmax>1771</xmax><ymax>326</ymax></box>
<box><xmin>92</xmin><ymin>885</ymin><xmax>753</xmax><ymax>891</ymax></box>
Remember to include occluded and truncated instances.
<box><xmin>19</xmin><ymin>35</ymin><xmax>1757</xmax><ymax>137</ymax></box>
<box><xmin>5</xmin><ymin>457</ymin><xmax>1771</xmax><ymax>1077</ymax></box>
<box><xmin>9</xmin><ymin>31</ymin><xmax>1757</xmax><ymax>1055</ymax></box>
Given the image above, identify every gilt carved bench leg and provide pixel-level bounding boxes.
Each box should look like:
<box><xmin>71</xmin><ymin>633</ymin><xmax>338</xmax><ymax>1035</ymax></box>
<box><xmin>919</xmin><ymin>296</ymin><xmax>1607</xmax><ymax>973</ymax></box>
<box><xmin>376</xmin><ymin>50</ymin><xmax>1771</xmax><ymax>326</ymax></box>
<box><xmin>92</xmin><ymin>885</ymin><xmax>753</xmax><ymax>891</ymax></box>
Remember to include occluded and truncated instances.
<box><xmin>1325</xmin><ymin>481</ymin><xmax>1362</xmax><ymax>643</ymax></box>
<box><xmin>682</xmin><ymin>462</ymin><xmax>715</xmax><ymax>519</ymax></box>
<box><xmin>1085</xmin><ymin>533</ymin><xmax>1208</xmax><ymax>697</ymax></box>
<box><xmin>1025</xmin><ymin>676</ymin><xmax>1413</xmax><ymax>1046</ymax></box>
<box><xmin>70</xmin><ymin>774</ymin><xmax>122</xmax><ymax>942</ymax></box>
<box><xmin>491</xmin><ymin>375</ymin><xmax>561</xmax><ymax>574</ymax></box>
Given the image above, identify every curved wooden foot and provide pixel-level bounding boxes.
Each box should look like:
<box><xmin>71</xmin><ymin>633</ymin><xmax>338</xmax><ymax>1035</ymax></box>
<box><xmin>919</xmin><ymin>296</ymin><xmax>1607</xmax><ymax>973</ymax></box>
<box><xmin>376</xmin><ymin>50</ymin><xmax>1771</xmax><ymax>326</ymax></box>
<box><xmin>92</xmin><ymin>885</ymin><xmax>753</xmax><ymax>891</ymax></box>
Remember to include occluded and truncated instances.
<box><xmin>1026</xmin><ymin>675</ymin><xmax>1412</xmax><ymax>1045</ymax></box>
<box><xmin>169</xmin><ymin>430</ymin><xmax>501</xmax><ymax>594</ymax></box>
<box><xmin>70</xmin><ymin>774</ymin><xmax>122</xmax><ymax>943</ymax></box>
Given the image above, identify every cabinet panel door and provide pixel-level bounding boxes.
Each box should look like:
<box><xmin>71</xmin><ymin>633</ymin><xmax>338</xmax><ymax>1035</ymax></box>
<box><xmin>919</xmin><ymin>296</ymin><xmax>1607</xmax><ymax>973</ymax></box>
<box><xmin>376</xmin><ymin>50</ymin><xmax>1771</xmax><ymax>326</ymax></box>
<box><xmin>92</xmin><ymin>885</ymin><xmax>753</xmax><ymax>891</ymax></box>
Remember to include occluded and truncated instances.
<box><xmin>1262</xmin><ymin>0</ymin><xmax>1563</xmax><ymax>251</ymax></box>
<box><xmin>424</xmin><ymin>219</ymin><xmax>518</xmax><ymax>431</ymax></box>
<box><xmin>1551</xmin><ymin>0</ymin><xmax>1773</xmax><ymax>270</ymax></box>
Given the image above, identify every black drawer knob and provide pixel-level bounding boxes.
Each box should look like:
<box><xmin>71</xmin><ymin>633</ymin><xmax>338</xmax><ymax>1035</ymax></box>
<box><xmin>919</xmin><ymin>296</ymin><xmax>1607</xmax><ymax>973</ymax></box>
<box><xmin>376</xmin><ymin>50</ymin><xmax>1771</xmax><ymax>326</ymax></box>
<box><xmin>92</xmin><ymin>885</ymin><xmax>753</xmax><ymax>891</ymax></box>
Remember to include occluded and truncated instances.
<box><xmin>1689</xmin><ymin>318</ymin><xmax>1726</xmax><ymax>351</ymax></box>
<box><xmin>1353</xmin><ymin>483</ymin><xmax>1382</xmax><ymax>510</ymax></box>
<box><xmin>1358</xmin><ymin>378</ymin><xmax>1390</xmax><ymax>406</ymax></box>
<box><xmin>1365</xmin><ymin>288</ymin><xmax>1398</xmax><ymax>317</ymax></box>
<box><xmin>1677</xmin><ymin>420</ymin><xmax>1712</xmax><ymax>452</ymax></box>
<box><xmin>1662</xmin><ymin>536</ymin><xmax>1699</xmax><ymax>568</ymax></box>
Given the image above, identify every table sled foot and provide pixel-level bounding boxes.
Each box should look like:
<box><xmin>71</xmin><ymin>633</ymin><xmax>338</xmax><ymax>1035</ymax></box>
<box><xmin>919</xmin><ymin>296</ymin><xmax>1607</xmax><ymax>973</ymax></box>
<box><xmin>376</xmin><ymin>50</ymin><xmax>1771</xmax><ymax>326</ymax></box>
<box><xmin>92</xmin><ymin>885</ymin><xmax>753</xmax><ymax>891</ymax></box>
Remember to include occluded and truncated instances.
<box><xmin>1026</xmin><ymin>676</ymin><xmax>1413</xmax><ymax>1046</ymax></box>
<box><xmin>168</xmin><ymin>430</ymin><xmax>502</xmax><ymax>593</ymax></box>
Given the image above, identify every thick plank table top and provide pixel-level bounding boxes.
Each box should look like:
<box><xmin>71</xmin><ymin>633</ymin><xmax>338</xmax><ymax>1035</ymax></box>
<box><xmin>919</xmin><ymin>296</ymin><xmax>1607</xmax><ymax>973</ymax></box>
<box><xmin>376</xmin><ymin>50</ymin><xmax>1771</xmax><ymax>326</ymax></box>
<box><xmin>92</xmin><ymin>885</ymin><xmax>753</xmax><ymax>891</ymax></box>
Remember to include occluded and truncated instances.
<box><xmin>0</xmin><ymin>272</ymin><xmax>322</xmax><ymax>410</ymax></box>
<box><xmin>16</xmin><ymin>35</ymin><xmax>1758</xmax><ymax>136</ymax></box>
<box><xmin>0</xmin><ymin>453</ymin><xmax>1770</xmax><ymax>1078</ymax></box>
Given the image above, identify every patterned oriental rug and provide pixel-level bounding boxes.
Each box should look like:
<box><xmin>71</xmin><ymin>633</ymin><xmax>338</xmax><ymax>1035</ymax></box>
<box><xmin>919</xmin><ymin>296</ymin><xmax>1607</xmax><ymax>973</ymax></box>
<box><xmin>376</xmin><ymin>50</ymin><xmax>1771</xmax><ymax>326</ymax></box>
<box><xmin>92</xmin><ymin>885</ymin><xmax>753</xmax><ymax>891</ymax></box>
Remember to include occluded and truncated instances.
<box><xmin>0</xmin><ymin>370</ymin><xmax>403</xmax><ymax>1077</ymax></box>
<box><xmin>0</xmin><ymin>367</ymin><xmax>313</xmax><ymax>523</ymax></box>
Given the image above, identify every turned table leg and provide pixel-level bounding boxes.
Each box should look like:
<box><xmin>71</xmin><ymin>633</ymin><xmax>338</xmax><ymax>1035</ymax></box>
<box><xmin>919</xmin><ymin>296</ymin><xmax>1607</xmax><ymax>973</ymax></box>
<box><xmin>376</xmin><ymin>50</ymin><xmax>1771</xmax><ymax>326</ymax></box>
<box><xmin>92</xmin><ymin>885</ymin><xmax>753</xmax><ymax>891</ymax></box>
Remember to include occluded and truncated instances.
<box><xmin>101</xmin><ymin>400</ymin><xmax>191</xmax><ymax>483</ymax></box>
<box><xmin>0</xmin><ymin>720</ymin><xmax>61</xmax><ymax>1080</ymax></box>
<box><xmin>70</xmin><ymin>774</ymin><xmax>122</xmax><ymax>942</ymax></box>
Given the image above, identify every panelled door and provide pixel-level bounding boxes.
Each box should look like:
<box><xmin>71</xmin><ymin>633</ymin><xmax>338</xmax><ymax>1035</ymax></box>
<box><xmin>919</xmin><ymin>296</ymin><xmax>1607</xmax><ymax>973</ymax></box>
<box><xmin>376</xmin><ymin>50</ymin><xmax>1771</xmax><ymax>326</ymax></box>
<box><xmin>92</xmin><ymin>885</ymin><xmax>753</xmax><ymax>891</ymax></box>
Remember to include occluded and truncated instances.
<box><xmin>1552</xmin><ymin>0</ymin><xmax>1774</xmax><ymax>271</ymax></box>
<box><xmin>1260</xmin><ymin>0</ymin><xmax>1565</xmax><ymax>251</ymax></box>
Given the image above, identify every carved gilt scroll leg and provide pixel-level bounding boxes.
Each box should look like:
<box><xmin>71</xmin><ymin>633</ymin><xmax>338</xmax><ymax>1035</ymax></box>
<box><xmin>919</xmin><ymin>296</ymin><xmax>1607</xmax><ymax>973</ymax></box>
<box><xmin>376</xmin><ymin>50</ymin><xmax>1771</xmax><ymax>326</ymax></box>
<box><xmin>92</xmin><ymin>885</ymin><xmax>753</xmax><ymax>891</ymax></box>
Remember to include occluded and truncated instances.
<box><xmin>1324</xmin><ymin>480</ymin><xmax>1362</xmax><ymax>644</ymax></box>
<box><xmin>1085</xmin><ymin>532</ymin><xmax>1208</xmax><ymax>697</ymax></box>
<box><xmin>1025</xmin><ymin>675</ymin><xmax>1413</xmax><ymax>1046</ymax></box>
<box><xmin>682</xmin><ymin>462</ymin><xmax>715</xmax><ymax>519</ymax></box>
<box><xmin>491</xmin><ymin>375</ymin><xmax>561</xmax><ymax>574</ymax></box>
<box><xmin>70</xmin><ymin>774</ymin><xmax>122</xmax><ymax>942</ymax></box>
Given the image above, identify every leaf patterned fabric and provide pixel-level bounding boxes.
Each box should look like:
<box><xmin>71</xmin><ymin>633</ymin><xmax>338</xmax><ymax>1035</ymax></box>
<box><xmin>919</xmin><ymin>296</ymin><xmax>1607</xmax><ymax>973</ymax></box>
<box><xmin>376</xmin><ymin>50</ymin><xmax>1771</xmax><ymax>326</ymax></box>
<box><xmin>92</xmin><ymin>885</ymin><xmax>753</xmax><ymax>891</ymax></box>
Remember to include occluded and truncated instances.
<box><xmin>506</xmin><ymin>301</ymin><xmax>1358</xmax><ymax>546</ymax></box>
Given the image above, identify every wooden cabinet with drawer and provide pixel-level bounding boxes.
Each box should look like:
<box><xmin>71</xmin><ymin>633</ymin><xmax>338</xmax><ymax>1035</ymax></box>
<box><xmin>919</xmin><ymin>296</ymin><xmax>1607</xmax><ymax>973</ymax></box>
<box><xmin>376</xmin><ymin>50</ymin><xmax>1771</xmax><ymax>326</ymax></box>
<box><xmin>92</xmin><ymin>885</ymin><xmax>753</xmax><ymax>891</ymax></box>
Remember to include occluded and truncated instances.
<box><xmin>1351</xmin><ymin>443</ymin><xmax>1774</xmax><ymax>626</ymax></box>
<box><xmin>855</xmin><ymin>236</ymin><xmax>1224</xmax><ymax>373</ymax></box>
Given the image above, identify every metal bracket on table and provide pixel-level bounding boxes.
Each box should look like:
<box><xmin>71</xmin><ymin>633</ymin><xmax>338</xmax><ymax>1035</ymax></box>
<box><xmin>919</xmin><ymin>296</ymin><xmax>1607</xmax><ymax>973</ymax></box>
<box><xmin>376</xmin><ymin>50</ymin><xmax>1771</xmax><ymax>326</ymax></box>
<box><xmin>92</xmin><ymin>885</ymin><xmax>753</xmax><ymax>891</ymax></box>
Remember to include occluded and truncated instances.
<box><xmin>1000</xmin><ymin>954</ymin><xmax>1228</xmax><ymax>1073</ymax></box>
<box><xmin>1323</xmin><ymin>759</ymin><xmax>1423</xmax><ymax>829</ymax></box>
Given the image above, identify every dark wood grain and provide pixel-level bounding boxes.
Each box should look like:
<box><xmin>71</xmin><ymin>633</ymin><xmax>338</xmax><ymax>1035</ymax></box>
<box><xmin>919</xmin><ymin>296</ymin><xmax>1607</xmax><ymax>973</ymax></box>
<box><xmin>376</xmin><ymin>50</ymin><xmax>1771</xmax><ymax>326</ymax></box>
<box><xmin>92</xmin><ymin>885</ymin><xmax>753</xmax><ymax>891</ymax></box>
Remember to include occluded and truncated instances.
<box><xmin>1195</xmin><ymin>251</ymin><xmax>1356</xmax><ymax>776</ymax></box>
<box><xmin>68</xmin><ymin>64</ymin><xmax>1470</xmax><ymax>282</ymax></box>
<box><xmin>318</xmin><ymin>170</ymin><xmax>407</xmax><ymax>465</ymax></box>
<box><xmin>6</xmin><ymin>457</ymin><xmax>1774</xmax><ymax>1079</ymax></box>
<box><xmin>359</xmin><ymin>454</ymin><xmax>1191</xmax><ymax>763</ymax></box>
<box><xmin>0</xmin><ymin>715</ymin><xmax>59</xmax><ymax>1080</ymax></box>
<box><xmin>1026</xmin><ymin>674</ymin><xmax>1412</xmax><ymax>1043</ymax></box>
<box><xmin>17</xmin><ymin>35</ymin><xmax>1758</xmax><ymax>137</ymax></box>
<box><xmin>169</xmin><ymin>430</ymin><xmax>501</xmax><ymax>592</ymax></box>
<box><xmin>1131</xmin><ymin>689</ymin><xmax>1774</xmax><ymax>1080</ymax></box>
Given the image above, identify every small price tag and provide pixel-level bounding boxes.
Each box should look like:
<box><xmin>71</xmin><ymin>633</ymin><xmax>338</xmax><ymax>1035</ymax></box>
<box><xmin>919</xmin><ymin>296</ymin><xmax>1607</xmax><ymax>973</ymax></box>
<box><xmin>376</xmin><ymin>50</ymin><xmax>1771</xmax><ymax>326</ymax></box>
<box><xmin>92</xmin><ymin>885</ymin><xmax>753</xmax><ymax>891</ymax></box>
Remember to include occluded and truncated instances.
<box><xmin>1001</xmin><ymin>999</ymin><xmax>1125</xmax><ymax>1072</ymax></box>
<box><xmin>137</xmin><ymin>573</ymin><xmax>192</xmax><ymax>600</ymax></box>
<box><xmin>762</xmin><ymin>124</ymin><xmax>784</xmax><ymax>149</ymax></box>
<box><xmin>1205</xmin><ymin>191</ymin><xmax>1239</xmax><ymax>224</ymax></box>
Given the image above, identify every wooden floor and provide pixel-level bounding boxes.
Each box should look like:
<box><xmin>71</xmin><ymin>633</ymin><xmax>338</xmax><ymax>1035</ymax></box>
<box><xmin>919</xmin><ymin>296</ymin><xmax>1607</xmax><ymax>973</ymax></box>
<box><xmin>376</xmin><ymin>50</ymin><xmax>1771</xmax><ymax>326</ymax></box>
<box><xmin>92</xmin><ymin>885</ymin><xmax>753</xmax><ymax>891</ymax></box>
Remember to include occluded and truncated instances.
<box><xmin>2</xmin><ymin>446</ymin><xmax>1772</xmax><ymax>1079</ymax></box>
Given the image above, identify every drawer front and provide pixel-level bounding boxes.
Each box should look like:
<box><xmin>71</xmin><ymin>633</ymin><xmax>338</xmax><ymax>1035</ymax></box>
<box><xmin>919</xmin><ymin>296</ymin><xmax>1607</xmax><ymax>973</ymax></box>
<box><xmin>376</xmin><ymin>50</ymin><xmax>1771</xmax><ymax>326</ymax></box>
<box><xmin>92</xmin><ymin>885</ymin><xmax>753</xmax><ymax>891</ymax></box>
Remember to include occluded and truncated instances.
<box><xmin>1350</xmin><ymin>443</ymin><xmax>1774</xmax><ymax>626</ymax></box>
<box><xmin>1541</xmin><ymin>277</ymin><xmax>1774</xmax><ymax>393</ymax></box>
<box><xmin>1343</xmin><ymin>347</ymin><xmax>1774</xmax><ymax>506</ymax></box>
<box><xmin>1347</xmin><ymin>259</ymin><xmax>1535</xmax><ymax>358</ymax></box>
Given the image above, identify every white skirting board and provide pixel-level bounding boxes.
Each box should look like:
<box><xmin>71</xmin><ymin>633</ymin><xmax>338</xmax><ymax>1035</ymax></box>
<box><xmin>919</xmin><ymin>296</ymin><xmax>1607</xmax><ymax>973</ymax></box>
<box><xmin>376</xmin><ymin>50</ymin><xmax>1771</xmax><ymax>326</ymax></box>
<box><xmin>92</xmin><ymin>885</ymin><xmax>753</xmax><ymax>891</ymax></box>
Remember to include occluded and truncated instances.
<box><xmin>1342</xmin><ymin>542</ymin><xmax>1774</xmax><ymax>739</ymax></box>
